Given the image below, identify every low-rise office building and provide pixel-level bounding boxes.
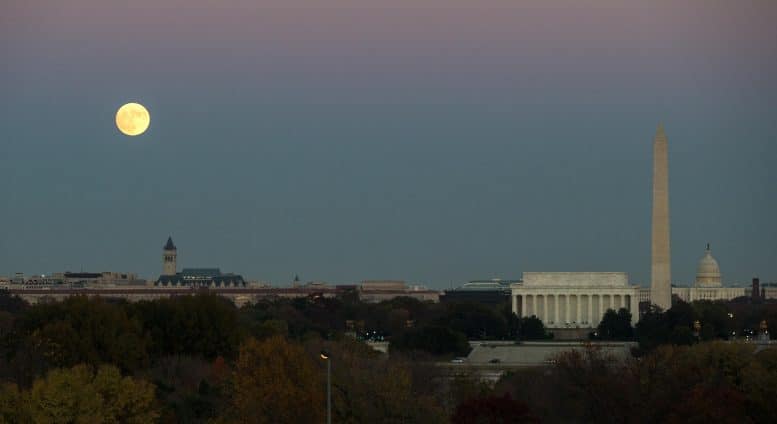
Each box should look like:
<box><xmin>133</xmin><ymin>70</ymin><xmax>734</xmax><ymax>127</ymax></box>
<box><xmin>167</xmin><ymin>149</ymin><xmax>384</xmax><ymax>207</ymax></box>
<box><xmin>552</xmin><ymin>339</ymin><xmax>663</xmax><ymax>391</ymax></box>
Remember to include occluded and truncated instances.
<box><xmin>358</xmin><ymin>280</ymin><xmax>440</xmax><ymax>303</ymax></box>
<box><xmin>442</xmin><ymin>279</ymin><xmax>517</xmax><ymax>305</ymax></box>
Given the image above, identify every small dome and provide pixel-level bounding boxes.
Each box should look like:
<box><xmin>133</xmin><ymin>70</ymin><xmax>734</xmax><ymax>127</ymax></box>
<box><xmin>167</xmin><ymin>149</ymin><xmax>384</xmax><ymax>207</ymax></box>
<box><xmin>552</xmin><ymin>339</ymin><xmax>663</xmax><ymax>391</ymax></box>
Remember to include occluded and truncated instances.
<box><xmin>695</xmin><ymin>244</ymin><xmax>721</xmax><ymax>287</ymax></box>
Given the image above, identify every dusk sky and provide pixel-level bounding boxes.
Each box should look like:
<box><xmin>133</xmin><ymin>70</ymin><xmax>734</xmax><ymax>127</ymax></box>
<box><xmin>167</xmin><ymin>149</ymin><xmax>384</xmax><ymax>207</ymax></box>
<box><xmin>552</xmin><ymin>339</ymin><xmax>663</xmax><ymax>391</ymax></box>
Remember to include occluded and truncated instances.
<box><xmin>1</xmin><ymin>0</ymin><xmax>775</xmax><ymax>288</ymax></box>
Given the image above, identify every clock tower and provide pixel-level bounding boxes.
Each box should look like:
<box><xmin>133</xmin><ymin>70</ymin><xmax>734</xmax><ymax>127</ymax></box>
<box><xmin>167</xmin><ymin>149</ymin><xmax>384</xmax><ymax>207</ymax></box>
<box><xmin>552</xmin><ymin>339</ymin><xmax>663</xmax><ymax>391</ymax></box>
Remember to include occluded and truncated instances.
<box><xmin>163</xmin><ymin>237</ymin><xmax>177</xmax><ymax>276</ymax></box>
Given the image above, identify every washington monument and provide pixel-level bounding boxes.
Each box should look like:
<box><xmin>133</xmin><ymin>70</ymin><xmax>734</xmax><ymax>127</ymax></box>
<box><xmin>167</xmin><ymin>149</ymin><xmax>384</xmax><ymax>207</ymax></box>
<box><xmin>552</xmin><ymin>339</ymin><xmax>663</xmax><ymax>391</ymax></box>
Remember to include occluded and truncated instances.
<box><xmin>651</xmin><ymin>124</ymin><xmax>672</xmax><ymax>310</ymax></box>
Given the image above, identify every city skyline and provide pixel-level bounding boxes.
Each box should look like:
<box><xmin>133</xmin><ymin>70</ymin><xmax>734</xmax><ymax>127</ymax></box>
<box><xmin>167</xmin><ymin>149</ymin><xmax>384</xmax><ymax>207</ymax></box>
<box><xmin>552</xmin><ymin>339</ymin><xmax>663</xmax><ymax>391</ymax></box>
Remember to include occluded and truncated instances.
<box><xmin>0</xmin><ymin>231</ymin><xmax>766</xmax><ymax>288</ymax></box>
<box><xmin>2</xmin><ymin>1</ymin><xmax>776</xmax><ymax>287</ymax></box>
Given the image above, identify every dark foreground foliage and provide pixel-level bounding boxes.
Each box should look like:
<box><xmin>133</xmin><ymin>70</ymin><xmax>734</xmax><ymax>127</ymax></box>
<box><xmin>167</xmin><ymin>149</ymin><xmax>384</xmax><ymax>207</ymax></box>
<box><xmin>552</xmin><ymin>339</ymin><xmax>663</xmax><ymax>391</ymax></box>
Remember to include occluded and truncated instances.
<box><xmin>1</xmin><ymin>291</ymin><xmax>776</xmax><ymax>422</ymax></box>
<box><xmin>496</xmin><ymin>342</ymin><xmax>777</xmax><ymax>423</ymax></box>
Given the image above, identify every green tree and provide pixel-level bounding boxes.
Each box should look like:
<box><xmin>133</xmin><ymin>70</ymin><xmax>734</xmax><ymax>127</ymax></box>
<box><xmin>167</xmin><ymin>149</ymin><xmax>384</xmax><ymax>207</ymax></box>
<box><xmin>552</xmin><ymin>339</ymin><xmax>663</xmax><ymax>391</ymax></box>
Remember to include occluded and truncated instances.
<box><xmin>390</xmin><ymin>326</ymin><xmax>470</xmax><ymax>356</ymax></box>
<box><xmin>596</xmin><ymin>308</ymin><xmax>633</xmax><ymax>340</ymax></box>
<box><xmin>0</xmin><ymin>291</ymin><xmax>27</xmax><ymax>314</ymax></box>
<box><xmin>437</xmin><ymin>302</ymin><xmax>508</xmax><ymax>340</ymax></box>
<box><xmin>518</xmin><ymin>316</ymin><xmax>548</xmax><ymax>340</ymax></box>
<box><xmin>667</xmin><ymin>300</ymin><xmax>697</xmax><ymax>329</ymax></box>
<box><xmin>635</xmin><ymin>305</ymin><xmax>670</xmax><ymax>352</ymax></box>
<box><xmin>129</xmin><ymin>294</ymin><xmax>242</xmax><ymax>360</ymax></box>
<box><xmin>669</xmin><ymin>326</ymin><xmax>695</xmax><ymax>345</ymax></box>
<box><xmin>693</xmin><ymin>300</ymin><xmax>734</xmax><ymax>339</ymax></box>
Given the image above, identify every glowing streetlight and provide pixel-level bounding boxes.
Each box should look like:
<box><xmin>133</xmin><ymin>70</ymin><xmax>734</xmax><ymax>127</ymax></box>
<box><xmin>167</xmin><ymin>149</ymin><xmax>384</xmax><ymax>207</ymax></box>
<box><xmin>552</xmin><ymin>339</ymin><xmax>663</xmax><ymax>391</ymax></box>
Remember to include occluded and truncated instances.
<box><xmin>320</xmin><ymin>350</ymin><xmax>331</xmax><ymax>424</ymax></box>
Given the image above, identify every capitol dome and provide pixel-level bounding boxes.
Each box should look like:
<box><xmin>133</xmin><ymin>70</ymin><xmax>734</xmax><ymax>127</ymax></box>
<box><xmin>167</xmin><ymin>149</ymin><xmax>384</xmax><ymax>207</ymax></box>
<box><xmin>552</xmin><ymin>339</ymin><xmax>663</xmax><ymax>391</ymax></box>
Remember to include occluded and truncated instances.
<box><xmin>695</xmin><ymin>244</ymin><xmax>721</xmax><ymax>287</ymax></box>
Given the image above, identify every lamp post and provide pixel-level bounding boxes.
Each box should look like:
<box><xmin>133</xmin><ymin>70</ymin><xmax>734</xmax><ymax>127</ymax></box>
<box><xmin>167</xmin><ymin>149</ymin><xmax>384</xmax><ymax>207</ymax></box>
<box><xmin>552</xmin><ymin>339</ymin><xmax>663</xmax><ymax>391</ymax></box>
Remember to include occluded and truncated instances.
<box><xmin>320</xmin><ymin>350</ymin><xmax>331</xmax><ymax>424</ymax></box>
<box><xmin>693</xmin><ymin>320</ymin><xmax>701</xmax><ymax>342</ymax></box>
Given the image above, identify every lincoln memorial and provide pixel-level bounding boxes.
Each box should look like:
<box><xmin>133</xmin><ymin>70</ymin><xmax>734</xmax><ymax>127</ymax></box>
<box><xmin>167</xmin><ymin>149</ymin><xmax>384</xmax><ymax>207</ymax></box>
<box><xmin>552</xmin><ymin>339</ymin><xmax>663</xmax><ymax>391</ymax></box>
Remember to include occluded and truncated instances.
<box><xmin>511</xmin><ymin>272</ymin><xmax>640</xmax><ymax>328</ymax></box>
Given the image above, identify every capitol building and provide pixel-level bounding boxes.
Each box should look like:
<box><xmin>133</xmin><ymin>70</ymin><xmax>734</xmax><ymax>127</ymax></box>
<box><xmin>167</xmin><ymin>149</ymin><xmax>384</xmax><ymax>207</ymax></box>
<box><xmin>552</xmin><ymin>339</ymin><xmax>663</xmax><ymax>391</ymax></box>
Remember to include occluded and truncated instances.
<box><xmin>672</xmin><ymin>244</ymin><xmax>745</xmax><ymax>303</ymax></box>
<box><xmin>510</xmin><ymin>126</ymin><xmax>745</xmax><ymax>329</ymax></box>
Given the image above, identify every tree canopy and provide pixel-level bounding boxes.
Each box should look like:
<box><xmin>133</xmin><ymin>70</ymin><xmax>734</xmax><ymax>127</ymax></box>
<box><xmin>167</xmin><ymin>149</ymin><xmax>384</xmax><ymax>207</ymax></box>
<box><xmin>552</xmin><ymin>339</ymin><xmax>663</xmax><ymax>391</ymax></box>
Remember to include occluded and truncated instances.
<box><xmin>232</xmin><ymin>336</ymin><xmax>325</xmax><ymax>423</ymax></box>
<box><xmin>596</xmin><ymin>308</ymin><xmax>633</xmax><ymax>340</ymax></box>
<box><xmin>1</xmin><ymin>364</ymin><xmax>158</xmax><ymax>423</ymax></box>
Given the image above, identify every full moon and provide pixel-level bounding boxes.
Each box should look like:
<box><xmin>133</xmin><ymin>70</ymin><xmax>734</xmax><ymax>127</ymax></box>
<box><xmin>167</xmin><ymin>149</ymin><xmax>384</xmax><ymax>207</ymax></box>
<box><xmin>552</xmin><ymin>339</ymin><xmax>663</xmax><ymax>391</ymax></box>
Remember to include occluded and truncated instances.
<box><xmin>115</xmin><ymin>102</ymin><xmax>150</xmax><ymax>136</ymax></box>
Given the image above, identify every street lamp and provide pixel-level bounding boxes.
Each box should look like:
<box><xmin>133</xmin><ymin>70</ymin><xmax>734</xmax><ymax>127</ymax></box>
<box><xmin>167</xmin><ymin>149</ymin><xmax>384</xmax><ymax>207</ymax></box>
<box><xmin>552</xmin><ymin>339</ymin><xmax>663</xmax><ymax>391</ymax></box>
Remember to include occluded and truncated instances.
<box><xmin>693</xmin><ymin>320</ymin><xmax>702</xmax><ymax>341</ymax></box>
<box><xmin>320</xmin><ymin>350</ymin><xmax>331</xmax><ymax>424</ymax></box>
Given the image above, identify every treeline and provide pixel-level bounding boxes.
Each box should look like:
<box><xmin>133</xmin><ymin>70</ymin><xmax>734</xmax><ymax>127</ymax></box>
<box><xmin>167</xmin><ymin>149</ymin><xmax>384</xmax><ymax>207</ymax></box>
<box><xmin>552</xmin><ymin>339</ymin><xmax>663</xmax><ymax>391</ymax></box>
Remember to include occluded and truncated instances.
<box><xmin>0</xmin><ymin>291</ymin><xmax>543</xmax><ymax>422</ymax></box>
<box><xmin>634</xmin><ymin>300</ymin><xmax>777</xmax><ymax>354</ymax></box>
<box><xmin>2</xmin><ymin>291</ymin><xmax>777</xmax><ymax>422</ymax></box>
<box><xmin>593</xmin><ymin>299</ymin><xmax>777</xmax><ymax>354</ymax></box>
<box><xmin>474</xmin><ymin>341</ymin><xmax>777</xmax><ymax>423</ymax></box>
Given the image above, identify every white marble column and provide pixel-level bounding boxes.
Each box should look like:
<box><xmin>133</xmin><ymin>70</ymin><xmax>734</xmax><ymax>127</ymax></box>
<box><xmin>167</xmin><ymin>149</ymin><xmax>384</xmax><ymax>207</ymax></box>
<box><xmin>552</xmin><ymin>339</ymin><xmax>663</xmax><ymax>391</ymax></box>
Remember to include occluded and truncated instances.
<box><xmin>576</xmin><ymin>295</ymin><xmax>582</xmax><ymax>324</ymax></box>
<box><xmin>587</xmin><ymin>295</ymin><xmax>593</xmax><ymax>325</ymax></box>
<box><xmin>543</xmin><ymin>295</ymin><xmax>548</xmax><ymax>322</ymax></box>
<box><xmin>512</xmin><ymin>295</ymin><xmax>518</xmax><ymax>315</ymax></box>
<box><xmin>554</xmin><ymin>295</ymin><xmax>559</xmax><ymax>324</ymax></box>
<box><xmin>532</xmin><ymin>295</ymin><xmax>537</xmax><ymax>318</ymax></box>
<box><xmin>565</xmin><ymin>294</ymin><xmax>570</xmax><ymax>324</ymax></box>
<box><xmin>521</xmin><ymin>295</ymin><xmax>527</xmax><ymax>318</ymax></box>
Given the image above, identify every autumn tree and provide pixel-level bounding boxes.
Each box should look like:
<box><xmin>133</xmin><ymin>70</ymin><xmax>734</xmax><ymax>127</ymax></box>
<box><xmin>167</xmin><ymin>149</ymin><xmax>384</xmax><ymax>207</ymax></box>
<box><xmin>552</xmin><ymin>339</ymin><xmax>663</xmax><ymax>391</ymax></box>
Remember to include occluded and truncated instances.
<box><xmin>0</xmin><ymin>382</ymin><xmax>28</xmax><ymax>422</ymax></box>
<box><xmin>232</xmin><ymin>336</ymin><xmax>324</xmax><ymax>423</ymax></box>
<box><xmin>24</xmin><ymin>364</ymin><xmax>158</xmax><ymax>423</ymax></box>
<box><xmin>146</xmin><ymin>355</ymin><xmax>229</xmax><ymax>422</ymax></box>
<box><xmin>305</xmin><ymin>337</ymin><xmax>446</xmax><ymax>424</ymax></box>
<box><xmin>451</xmin><ymin>393</ymin><xmax>536</xmax><ymax>424</ymax></box>
<box><xmin>13</xmin><ymin>296</ymin><xmax>149</xmax><ymax>373</ymax></box>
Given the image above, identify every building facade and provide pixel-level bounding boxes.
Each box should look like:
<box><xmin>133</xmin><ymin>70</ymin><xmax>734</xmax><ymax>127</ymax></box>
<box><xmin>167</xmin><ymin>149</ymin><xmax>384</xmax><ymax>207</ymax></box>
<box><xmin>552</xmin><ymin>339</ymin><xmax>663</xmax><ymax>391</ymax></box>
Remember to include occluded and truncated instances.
<box><xmin>441</xmin><ymin>279</ymin><xmax>516</xmax><ymax>305</ymax></box>
<box><xmin>511</xmin><ymin>272</ymin><xmax>640</xmax><ymax>328</ymax></box>
<box><xmin>671</xmin><ymin>244</ymin><xmax>745</xmax><ymax>302</ymax></box>
<box><xmin>156</xmin><ymin>268</ymin><xmax>247</xmax><ymax>288</ymax></box>
<box><xmin>357</xmin><ymin>280</ymin><xmax>440</xmax><ymax>303</ymax></box>
<box><xmin>155</xmin><ymin>237</ymin><xmax>246</xmax><ymax>288</ymax></box>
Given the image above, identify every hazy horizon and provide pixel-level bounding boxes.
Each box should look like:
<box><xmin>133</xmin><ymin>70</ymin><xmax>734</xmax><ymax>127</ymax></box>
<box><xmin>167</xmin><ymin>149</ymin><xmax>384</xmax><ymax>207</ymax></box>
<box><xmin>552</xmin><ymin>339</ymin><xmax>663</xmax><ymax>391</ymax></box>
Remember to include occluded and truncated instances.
<box><xmin>2</xmin><ymin>1</ymin><xmax>775</xmax><ymax>288</ymax></box>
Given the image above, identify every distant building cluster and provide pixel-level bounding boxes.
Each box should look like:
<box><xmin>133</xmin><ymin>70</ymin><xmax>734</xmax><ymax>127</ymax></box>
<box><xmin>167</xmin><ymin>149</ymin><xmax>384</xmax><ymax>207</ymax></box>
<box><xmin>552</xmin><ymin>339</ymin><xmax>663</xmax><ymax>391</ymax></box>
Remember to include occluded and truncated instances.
<box><xmin>357</xmin><ymin>280</ymin><xmax>440</xmax><ymax>303</ymax></box>
<box><xmin>0</xmin><ymin>128</ymin><xmax>770</xmax><ymax>315</ymax></box>
<box><xmin>1</xmin><ymin>237</ymin><xmax>439</xmax><ymax>306</ymax></box>
<box><xmin>509</xmin><ymin>126</ymin><xmax>754</xmax><ymax>331</ymax></box>
<box><xmin>0</xmin><ymin>271</ymin><xmax>145</xmax><ymax>289</ymax></box>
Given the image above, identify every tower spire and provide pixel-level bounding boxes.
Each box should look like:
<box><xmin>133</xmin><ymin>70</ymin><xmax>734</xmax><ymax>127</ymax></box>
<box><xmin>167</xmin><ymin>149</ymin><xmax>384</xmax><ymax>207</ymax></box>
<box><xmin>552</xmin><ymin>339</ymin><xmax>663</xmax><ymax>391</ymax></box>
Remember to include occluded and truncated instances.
<box><xmin>163</xmin><ymin>236</ymin><xmax>177</xmax><ymax>276</ymax></box>
<box><xmin>650</xmin><ymin>124</ymin><xmax>672</xmax><ymax>310</ymax></box>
